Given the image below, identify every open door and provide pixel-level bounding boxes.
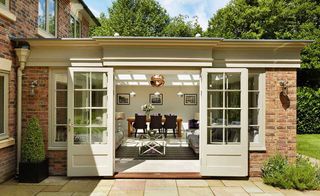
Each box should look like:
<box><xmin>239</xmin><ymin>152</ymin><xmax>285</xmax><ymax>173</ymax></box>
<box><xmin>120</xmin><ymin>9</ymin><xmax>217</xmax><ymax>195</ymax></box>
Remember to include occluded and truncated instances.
<box><xmin>200</xmin><ymin>68</ymin><xmax>248</xmax><ymax>176</ymax></box>
<box><xmin>67</xmin><ymin>68</ymin><xmax>114</xmax><ymax>176</ymax></box>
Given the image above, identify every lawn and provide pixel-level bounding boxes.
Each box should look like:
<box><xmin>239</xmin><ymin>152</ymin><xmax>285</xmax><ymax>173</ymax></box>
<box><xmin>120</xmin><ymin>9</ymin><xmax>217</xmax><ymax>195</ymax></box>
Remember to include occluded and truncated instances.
<box><xmin>297</xmin><ymin>134</ymin><xmax>320</xmax><ymax>160</ymax></box>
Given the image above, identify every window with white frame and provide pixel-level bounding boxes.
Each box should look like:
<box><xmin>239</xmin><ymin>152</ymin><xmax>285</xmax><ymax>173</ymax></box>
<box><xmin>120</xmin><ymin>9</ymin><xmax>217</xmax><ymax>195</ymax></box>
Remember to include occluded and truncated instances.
<box><xmin>38</xmin><ymin>0</ymin><xmax>56</xmax><ymax>36</ymax></box>
<box><xmin>49</xmin><ymin>70</ymin><xmax>68</xmax><ymax>148</ymax></box>
<box><xmin>69</xmin><ymin>15</ymin><xmax>81</xmax><ymax>38</ymax></box>
<box><xmin>0</xmin><ymin>73</ymin><xmax>8</xmax><ymax>139</ymax></box>
<box><xmin>0</xmin><ymin>0</ymin><xmax>8</xmax><ymax>8</ymax></box>
<box><xmin>248</xmin><ymin>71</ymin><xmax>265</xmax><ymax>150</ymax></box>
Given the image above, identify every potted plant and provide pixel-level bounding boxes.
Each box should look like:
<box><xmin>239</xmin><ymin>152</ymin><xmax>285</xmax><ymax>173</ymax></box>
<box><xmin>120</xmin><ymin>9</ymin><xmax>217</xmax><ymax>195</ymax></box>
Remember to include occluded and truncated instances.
<box><xmin>19</xmin><ymin>117</ymin><xmax>48</xmax><ymax>183</ymax></box>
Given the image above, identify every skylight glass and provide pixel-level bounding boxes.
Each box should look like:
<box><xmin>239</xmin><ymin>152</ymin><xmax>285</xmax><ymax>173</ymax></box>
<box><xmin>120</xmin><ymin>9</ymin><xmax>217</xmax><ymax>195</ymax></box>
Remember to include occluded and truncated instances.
<box><xmin>172</xmin><ymin>82</ymin><xmax>183</xmax><ymax>86</ymax></box>
<box><xmin>177</xmin><ymin>74</ymin><xmax>191</xmax><ymax>80</ymax></box>
<box><xmin>128</xmin><ymin>81</ymin><xmax>138</xmax><ymax>85</ymax></box>
<box><xmin>133</xmin><ymin>74</ymin><xmax>147</xmax><ymax>80</ymax></box>
<box><xmin>118</xmin><ymin>74</ymin><xmax>132</xmax><ymax>80</ymax></box>
<box><xmin>192</xmin><ymin>74</ymin><xmax>200</xmax><ymax>80</ymax></box>
<box><xmin>139</xmin><ymin>82</ymin><xmax>149</xmax><ymax>85</ymax></box>
<box><xmin>183</xmin><ymin>82</ymin><xmax>193</xmax><ymax>86</ymax></box>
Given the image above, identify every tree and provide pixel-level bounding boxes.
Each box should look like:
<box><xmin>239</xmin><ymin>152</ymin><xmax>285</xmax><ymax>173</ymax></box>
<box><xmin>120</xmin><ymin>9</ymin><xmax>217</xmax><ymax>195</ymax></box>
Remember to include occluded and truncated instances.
<box><xmin>163</xmin><ymin>15</ymin><xmax>203</xmax><ymax>37</ymax></box>
<box><xmin>91</xmin><ymin>0</ymin><xmax>170</xmax><ymax>36</ymax></box>
<box><xmin>205</xmin><ymin>0</ymin><xmax>320</xmax><ymax>68</ymax></box>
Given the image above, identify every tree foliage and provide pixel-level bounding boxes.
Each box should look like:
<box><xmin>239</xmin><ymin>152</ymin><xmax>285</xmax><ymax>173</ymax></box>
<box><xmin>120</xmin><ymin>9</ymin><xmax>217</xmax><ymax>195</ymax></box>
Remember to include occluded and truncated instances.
<box><xmin>205</xmin><ymin>0</ymin><xmax>320</xmax><ymax>68</ymax></box>
<box><xmin>162</xmin><ymin>15</ymin><xmax>202</xmax><ymax>37</ymax></box>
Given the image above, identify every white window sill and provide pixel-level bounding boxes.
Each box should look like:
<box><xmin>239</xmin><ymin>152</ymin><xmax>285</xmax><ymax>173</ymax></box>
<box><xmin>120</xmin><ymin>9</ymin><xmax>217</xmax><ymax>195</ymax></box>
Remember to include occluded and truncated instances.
<box><xmin>48</xmin><ymin>146</ymin><xmax>67</xmax><ymax>151</ymax></box>
<box><xmin>249</xmin><ymin>145</ymin><xmax>266</xmax><ymax>151</ymax></box>
<box><xmin>0</xmin><ymin>137</ymin><xmax>15</xmax><ymax>149</ymax></box>
<box><xmin>37</xmin><ymin>28</ymin><xmax>56</xmax><ymax>38</ymax></box>
<box><xmin>0</xmin><ymin>6</ymin><xmax>16</xmax><ymax>22</ymax></box>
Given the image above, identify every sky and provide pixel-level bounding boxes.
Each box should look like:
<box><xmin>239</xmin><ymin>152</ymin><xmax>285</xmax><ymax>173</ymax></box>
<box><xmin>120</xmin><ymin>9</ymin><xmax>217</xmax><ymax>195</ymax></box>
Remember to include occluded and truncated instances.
<box><xmin>83</xmin><ymin>0</ymin><xmax>231</xmax><ymax>29</ymax></box>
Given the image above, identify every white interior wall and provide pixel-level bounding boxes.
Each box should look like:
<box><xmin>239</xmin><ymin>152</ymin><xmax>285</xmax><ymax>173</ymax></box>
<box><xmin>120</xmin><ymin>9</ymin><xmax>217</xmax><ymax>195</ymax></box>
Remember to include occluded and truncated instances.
<box><xmin>116</xmin><ymin>86</ymin><xmax>199</xmax><ymax>136</ymax></box>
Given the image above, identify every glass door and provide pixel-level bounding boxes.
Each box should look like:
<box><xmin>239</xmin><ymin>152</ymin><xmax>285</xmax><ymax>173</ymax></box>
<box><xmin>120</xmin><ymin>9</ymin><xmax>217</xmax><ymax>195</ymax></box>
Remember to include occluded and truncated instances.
<box><xmin>200</xmin><ymin>68</ymin><xmax>248</xmax><ymax>176</ymax></box>
<box><xmin>67</xmin><ymin>68</ymin><xmax>114</xmax><ymax>176</ymax></box>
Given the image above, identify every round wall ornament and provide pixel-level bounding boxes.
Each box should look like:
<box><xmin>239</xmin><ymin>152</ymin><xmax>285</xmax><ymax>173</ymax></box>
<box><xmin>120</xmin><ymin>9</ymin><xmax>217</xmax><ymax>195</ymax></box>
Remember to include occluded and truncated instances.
<box><xmin>150</xmin><ymin>74</ymin><xmax>165</xmax><ymax>87</ymax></box>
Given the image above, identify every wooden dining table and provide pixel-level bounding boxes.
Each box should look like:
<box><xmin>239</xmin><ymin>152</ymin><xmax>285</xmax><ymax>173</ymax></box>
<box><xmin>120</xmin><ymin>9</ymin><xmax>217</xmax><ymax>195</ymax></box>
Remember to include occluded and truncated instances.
<box><xmin>127</xmin><ymin>116</ymin><xmax>183</xmax><ymax>137</ymax></box>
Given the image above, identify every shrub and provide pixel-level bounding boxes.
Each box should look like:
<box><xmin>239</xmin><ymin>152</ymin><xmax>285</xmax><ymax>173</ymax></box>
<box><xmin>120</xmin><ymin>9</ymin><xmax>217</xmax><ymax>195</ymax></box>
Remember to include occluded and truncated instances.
<box><xmin>21</xmin><ymin>117</ymin><xmax>46</xmax><ymax>163</ymax></box>
<box><xmin>297</xmin><ymin>87</ymin><xmax>320</xmax><ymax>134</ymax></box>
<box><xmin>262</xmin><ymin>154</ymin><xmax>320</xmax><ymax>190</ymax></box>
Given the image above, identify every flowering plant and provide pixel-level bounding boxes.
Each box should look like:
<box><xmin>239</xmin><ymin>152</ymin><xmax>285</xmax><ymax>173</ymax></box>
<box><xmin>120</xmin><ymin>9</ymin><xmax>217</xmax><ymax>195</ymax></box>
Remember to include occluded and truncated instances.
<box><xmin>141</xmin><ymin>103</ymin><xmax>155</xmax><ymax>113</ymax></box>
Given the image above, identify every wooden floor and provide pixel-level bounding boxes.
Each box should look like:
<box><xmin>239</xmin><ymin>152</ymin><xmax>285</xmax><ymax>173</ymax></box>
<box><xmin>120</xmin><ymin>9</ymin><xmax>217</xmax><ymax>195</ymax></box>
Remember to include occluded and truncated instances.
<box><xmin>113</xmin><ymin>172</ymin><xmax>204</xmax><ymax>179</ymax></box>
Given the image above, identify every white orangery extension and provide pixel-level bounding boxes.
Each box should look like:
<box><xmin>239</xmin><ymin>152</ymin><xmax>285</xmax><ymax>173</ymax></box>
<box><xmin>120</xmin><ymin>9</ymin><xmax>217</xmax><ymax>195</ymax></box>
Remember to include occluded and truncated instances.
<box><xmin>19</xmin><ymin>37</ymin><xmax>310</xmax><ymax>177</ymax></box>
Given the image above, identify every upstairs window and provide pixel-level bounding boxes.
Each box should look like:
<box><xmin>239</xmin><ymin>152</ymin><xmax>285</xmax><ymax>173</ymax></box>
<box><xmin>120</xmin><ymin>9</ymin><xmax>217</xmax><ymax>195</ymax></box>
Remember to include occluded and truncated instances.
<box><xmin>38</xmin><ymin>0</ymin><xmax>56</xmax><ymax>36</ymax></box>
<box><xmin>0</xmin><ymin>0</ymin><xmax>8</xmax><ymax>8</ymax></box>
<box><xmin>0</xmin><ymin>73</ymin><xmax>8</xmax><ymax>139</ymax></box>
<box><xmin>69</xmin><ymin>15</ymin><xmax>81</xmax><ymax>38</ymax></box>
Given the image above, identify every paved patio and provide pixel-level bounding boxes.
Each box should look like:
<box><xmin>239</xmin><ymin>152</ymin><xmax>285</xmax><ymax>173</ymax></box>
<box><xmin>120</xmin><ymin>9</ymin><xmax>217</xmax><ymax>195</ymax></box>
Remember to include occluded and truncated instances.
<box><xmin>0</xmin><ymin>177</ymin><xmax>319</xmax><ymax>196</ymax></box>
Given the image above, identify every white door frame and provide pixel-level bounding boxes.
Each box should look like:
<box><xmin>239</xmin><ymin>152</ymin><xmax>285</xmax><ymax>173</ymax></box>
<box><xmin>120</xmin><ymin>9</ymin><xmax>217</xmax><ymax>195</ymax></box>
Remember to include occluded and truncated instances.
<box><xmin>200</xmin><ymin>68</ymin><xmax>248</xmax><ymax>176</ymax></box>
<box><xmin>67</xmin><ymin>67</ymin><xmax>114</xmax><ymax>176</ymax></box>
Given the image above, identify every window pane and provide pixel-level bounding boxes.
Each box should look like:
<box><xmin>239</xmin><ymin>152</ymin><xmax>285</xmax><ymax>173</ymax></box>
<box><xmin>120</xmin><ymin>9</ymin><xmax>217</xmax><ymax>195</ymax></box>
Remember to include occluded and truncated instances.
<box><xmin>92</xmin><ymin>91</ymin><xmax>107</xmax><ymax>107</ymax></box>
<box><xmin>226</xmin><ymin>91</ymin><xmax>240</xmax><ymax>108</ymax></box>
<box><xmin>48</xmin><ymin>0</ymin><xmax>56</xmax><ymax>35</ymax></box>
<box><xmin>74</xmin><ymin>91</ymin><xmax>90</xmax><ymax>107</ymax></box>
<box><xmin>91</xmin><ymin>109</ymin><xmax>107</xmax><ymax>126</ymax></box>
<box><xmin>76</xmin><ymin>20</ymin><xmax>81</xmax><ymax>38</ymax></box>
<box><xmin>0</xmin><ymin>76</ymin><xmax>4</xmax><ymax>135</ymax></box>
<box><xmin>249</xmin><ymin>74</ymin><xmax>259</xmax><ymax>90</ymax></box>
<box><xmin>225</xmin><ymin>128</ymin><xmax>240</xmax><ymax>144</ymax></box>
<box><xmin>226</xmin><ymin>109</ymin><xmax>241</xmax><ymax>125</ymax></box>
<box><xmin>56</xmin><ymin>91</ymin><xmax>67</xmax><ymax>107</ymax></box>
<box><xmin>74</xmin><ymin>127</ymin><xmax>89</xmax><ymax>145</ymax></box>
<box><xmin>38</xmin><ymin>0</ymin><xmax>46</xmax><ymax>30</ymax></box>
<box><xmin>226</xmin><ymin>73</ymin><xmax>240</xmax><ymax>90</ymax></box>
<box><xmin>249</xmin><ymin>92</ymin><xmax>259</xmax><ymax>108</ymax></box>
<box><xmin>207</xmin><ymin>110</ymin><xmax>223</xmax><ymax>126</ymax></box>
<box><xmin>208</xmin><ymin>91</ymin><xmax>223</xmax><ymax>108</ymax></box>
<box><xmin>69</xmin><ymin>16</ymin><xmax>75</xmax><ymax>38</ymax></box>
<box><xmin>249</xmin><ymin>126</ymin><xmax>259</xmax><ymax>143</ymax></box>
<box><xmin>56</xmin><ymin>108</ymin><xmax>67</xmax><ymax>124</ymax></box>
<box><xmin>208</xmin><ymin>128</ymin><xmax>223</xmax><ymax>144</ymax></box>
<box><xmin>74</xmin><ymin>109</ymin><xmax>89</xmax><ymax>125</ymax></box>
<box><xmin>55</xmin><ymin>74</ymin><xmax>67</xmax><ymax>89</ymax></box>
<box><xmin>55</xmin><ymin>126</ymin><xmax>67</xmax><ymax>142</ymax></box>
<box><xmin>208</xmin><ymin>73</ymin><xmax>223</xmax><ymax>89</ymax></box>
<box><xmin>91</xmin><ymin>127</ymin><xmax>108</xmax><ymax>144</ymax></box>
<box><xmin>249</xmin><ymin>109</ymin><xmax>259</xmax><ymax>125</ymax></box>
<box><xmin>74</xmin><ymin>72</ymin><xmax>89</xmax><ymax>89</ymax></box>
<box><xmin>0</xmin><ymin>0</ymin><xmax>6</xmax><ymax>5</ymax></box>
<box><xmin>92</xmin><ymin>73</ymin><xmax>107</xmax><ymax>89</ymax></box>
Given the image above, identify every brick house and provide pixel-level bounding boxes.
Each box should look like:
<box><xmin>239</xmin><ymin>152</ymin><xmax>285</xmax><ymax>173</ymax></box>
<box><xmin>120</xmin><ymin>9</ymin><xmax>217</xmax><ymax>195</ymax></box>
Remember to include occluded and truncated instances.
<box><xmin>0</xmin><ymin>0</ymin><xmax>100</xmax><ymax>183</ymax></box>
<box><xmin>0</xmin><ymin>1</ymin><xmax>311</xmax><ymax>181</ymax></box>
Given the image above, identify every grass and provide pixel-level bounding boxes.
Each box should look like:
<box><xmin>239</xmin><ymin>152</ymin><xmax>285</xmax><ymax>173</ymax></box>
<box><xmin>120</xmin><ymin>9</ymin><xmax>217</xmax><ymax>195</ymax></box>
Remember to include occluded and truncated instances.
<box><xmin>297</xmin><ymin>134</ymin><xmax>320</xmax><ymax>160</ymax></box>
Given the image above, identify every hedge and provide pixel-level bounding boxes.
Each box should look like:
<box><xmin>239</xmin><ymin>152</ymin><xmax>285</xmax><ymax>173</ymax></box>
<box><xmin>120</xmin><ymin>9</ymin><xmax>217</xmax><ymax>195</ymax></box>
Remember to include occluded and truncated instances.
<box><xmin>297</xmin><ymin>87</ymin><xmax>320</xmax><ymax>134</ymax></box>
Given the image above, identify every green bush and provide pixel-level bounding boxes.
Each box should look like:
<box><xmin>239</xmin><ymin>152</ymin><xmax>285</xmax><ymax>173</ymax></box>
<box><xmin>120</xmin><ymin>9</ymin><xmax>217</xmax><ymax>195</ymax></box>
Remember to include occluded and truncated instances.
<box><xmin>262</xmin><ymin>154</ymin><xmax>320</xmax><ymax>190</ymax></box>
<box><xmin>297</xmin><ymin>87</ymin><xmax>320</xmax><ymax>134</ymax></box>
<box><xmin>21</xmin><ymin>117</ymin><xmax>46</xmax><ymax>163</ymax></box>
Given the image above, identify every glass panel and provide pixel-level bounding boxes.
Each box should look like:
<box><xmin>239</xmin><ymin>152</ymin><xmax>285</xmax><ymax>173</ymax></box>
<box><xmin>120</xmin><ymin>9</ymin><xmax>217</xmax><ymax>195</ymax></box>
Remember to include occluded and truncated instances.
<box><xmin>56</xmin><ymin>91</ymin><xmax>67</xmax><ymax>107</ymax></box>
<box><xmin>56</xmin><ymin>108</ymin><xmax>67</xmax><ymax>124</ymax></box>
<box><xmin>225</xmin><ymin>128</ymin><xmax>240</xmax><ymax>144</ymax></box>
<box><xmin>0</xmin><ymin>0</ymin><xmax>5</xmax><ymax>5</ymax></box>
<box><xmin>226</xmin><ymin>91</ymin><xmax>240</xmax><ymax>108</ymax></box>
<box><xmin>226</xmin><ymin>109</ymin><xmax>241</xmax><ymax>125</ymax></box>
<box><xmin>207</xmin><ymin>91</ymin><xmax>223</xmax><ymax>108</ymax></box>
<box><xmin>249</xmin><ymin>126</ymin><xmax>259</xmax><ymax>143</ymax></box>
<box><xmin>91</xmin><ymin>127</ymin><xmax>108</xmax><ymax>144</ymax></box>
<box><xmin>69</xmin><ymin>16</ymin><xmax>75</xmax><ymax>37</ymax></box>
<box><xmin>48</xmin><ymin>0</ymin><xmax>56</xmax><ymax>35</ymax></box>
<box><xmin>249</xmin><ymin>92</ymin><xmax>259</xmax><ymax>108</ymax></box>
<box><xmin>208</xmin><ymin>128</ymin><xmax>223</xmax><ymax>144</ymax></box>
<box><xmin>76</xmin><ymin>20</ymin><xmax>81</xmax><ymax>38</ymax></box>
<box><xmin>55</xmin><ymin>74</ymin><xmax>67</xmax><ymax>89</ymax></box>
<box><xmin>74</xmin><ymin>109</ymin><xmax>89</xmax><ymax>125</ymax></box>
<box><xmin>74</xmin><ymin>127</ymin><xmax>89</xmax><ymax>144</ymax></box>
<box><xmin>0</xmin><ymin>76</ymin><xmax>4</xmax><ymax>134</ymax></box>
<box><xmin>207</xmin><ymin>110</ymin><xmax>223</xmax><ymax>126</ymax></box>
<box><xmin>74</xmin><ymin>91</ymin><xmax>89</xmax><ymax>107</ymax></box>
<box><xmin>74</xmin><ymin>72</ymin><xmax>89</xmax><ymax>89</ymax></box>
<box><xmin>249</xmin><ymin>109</ymin><xmax>259</xmax><ymax>125</ymax></box>
<box><xmin>249</xmin><ymin>74</ymin><xmax>259</xmax><ymax>90</ymax></box>
<box><xmin>92</xmin><ymin>109</ymin><xmax>107</xmax><ymax>126</ymax></box>
<box><xmin>92</xmin><ymin>91</ymin><xmax>107</xmax><ymax>107</ymax></box>
<box><xmin>226</xmin><ymin>73</ymin><xmax>240</xmax><ymax>90</ymax></box>
<box><xmin>208</xmin><ymin>73</ymin><xmax>224</xmax><ymax>90</ymax></box>
<box><xmin>38</xmin><ymin>0</ymin><xmax>46</xmax><ymax>30</ymax></box>
<box><xmin>55</xmin><ymin>126</ymin><xmax>67</xmax><ymax>142</ymax></box>
<box><xmin>92</xmin><ymin>73</ymin><xmax>107</xmax><ymax>89</ymax></box>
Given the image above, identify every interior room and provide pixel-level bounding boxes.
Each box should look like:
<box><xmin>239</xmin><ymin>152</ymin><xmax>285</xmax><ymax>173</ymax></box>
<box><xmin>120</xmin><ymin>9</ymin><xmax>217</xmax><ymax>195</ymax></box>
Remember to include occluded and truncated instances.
<box><xmin>114</xmin><ymin>70</ymin><xmax>201</xmax><ymax>173</ymax></box>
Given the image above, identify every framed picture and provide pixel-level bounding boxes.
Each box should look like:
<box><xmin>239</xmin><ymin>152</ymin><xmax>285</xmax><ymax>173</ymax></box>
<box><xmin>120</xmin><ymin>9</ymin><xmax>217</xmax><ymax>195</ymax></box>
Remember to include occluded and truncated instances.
<box><xmin>184</xmin><ymin>94</ymin><xmax>197</xmax><ymax>105</ymax></box>
<box><xmin>117</xmin><ymin>94</ymin><xmax>130</xmax><ymax>105</ymax></box>
<box><xmin>149</xmin><ymin>94</ymin><xmax>163</xmax><ymax>105</ymax></box>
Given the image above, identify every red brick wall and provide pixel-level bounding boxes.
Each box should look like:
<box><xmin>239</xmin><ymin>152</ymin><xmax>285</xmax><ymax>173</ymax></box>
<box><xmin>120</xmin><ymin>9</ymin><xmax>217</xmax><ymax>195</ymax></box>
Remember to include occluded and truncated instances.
<box><xmin>48</xmin><ymin>150</ymin><xmax>67</xmax><ymax>175</ymax></box>
<box><xmin>249</xmin><ymin>68</ymin><xmax>297</xmax><ymax>177</ymax></box>
<box><xmin>57</xmin><ymin>0</ymin><xmax>71</xmax><ymax>38</ymax></box>
<box><xmin>81</xmin><ymin>17</ymin><xmax>89</xmax><ymax>38</ymax></box>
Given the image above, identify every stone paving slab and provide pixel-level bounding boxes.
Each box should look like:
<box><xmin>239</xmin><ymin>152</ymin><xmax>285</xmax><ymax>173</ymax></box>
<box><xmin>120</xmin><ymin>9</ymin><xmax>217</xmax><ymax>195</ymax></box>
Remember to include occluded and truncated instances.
<box><xmin>0</xmin><ymin>177</ymin><xmax>320</xmax><ymax>196</ymax></box>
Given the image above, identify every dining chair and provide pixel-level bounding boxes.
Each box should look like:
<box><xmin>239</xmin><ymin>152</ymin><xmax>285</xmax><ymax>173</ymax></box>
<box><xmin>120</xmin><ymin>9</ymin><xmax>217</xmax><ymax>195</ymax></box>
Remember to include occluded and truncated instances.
<box><xmin>150</xmin><ymin>114</ymin><xmax>163</xmax><ymax>134</ymax></box>
<box><xmin>133</xmin><ymin>114</ymin><xmax>147</xmax><ymax>138</ymax></box>
<box><xmin>163</xmin><ymin>115</ymin><xmax>177</xmax><ymax>138</ymax></box>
